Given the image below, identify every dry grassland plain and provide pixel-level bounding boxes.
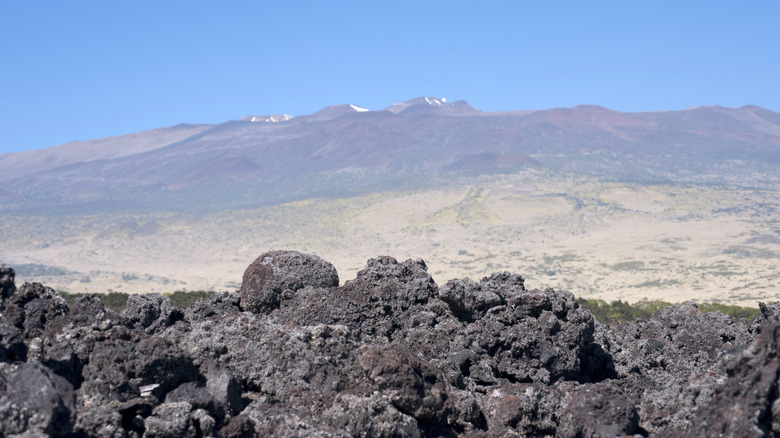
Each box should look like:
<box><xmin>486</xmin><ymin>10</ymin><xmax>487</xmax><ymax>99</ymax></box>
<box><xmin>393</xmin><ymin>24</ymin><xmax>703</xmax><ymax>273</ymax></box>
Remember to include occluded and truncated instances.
<box><xmin>2</xmin><ymin>170</ymin><xmax>778</xmax><ymax>306</ymax></box>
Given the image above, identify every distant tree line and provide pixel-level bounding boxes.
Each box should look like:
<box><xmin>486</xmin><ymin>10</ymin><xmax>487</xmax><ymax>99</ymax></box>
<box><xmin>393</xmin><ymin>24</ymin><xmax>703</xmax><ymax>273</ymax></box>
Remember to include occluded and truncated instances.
<box><xmin>576</xmin><ymin>298</ymin><xmax>759</xmax><ymax>324</ymax></box>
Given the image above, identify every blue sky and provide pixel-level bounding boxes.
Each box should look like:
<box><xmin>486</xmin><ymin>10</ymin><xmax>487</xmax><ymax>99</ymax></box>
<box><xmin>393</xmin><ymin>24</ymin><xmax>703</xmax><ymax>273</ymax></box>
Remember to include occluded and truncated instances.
<box><xmin>1</xmin><ymin>1</ymin><xmax>778</xmax><ymax>153</ymax></box>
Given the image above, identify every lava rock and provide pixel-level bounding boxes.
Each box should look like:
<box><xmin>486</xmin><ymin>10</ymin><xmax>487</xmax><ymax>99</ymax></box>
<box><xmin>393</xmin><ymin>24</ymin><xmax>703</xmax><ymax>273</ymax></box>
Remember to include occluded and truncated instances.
<box><xmin>556</xmin><ymin>381</ymin><xmax>643</xmax><ymax>437</ymax></box>
<box><xmin>358</xmin><ymin>344</ymin><xmax>450</xmax><ymax>423</ymax></box>
<box><xmin>165</xmin><ymin>381</ymin><xmax>225</xmax><ymax>420</ymax></box>
<box><xmin>0</xmin><ymin>265</ymin><xmax>15</xmax><ymax>299</ymax></box>
<box><xmin>597</xmin><ymin>302</ymin><xmax>754</xmax><ymax>434</ymax></box>
<box><xmin>239</xmin><ymin>250</ymin><xmax>339</xmax><ymax>313</ymax></box>
<box><xmin>751</xmin><ymin>301</ymin><xmax>780</xmax><ymax>334</ymax></box>
<box><xmin>205</xmin><ymin>363</ymin><xmax>244</xmax><ymax>416</ymax></box>
<box><xmin>480</xmin><ymin>382</ymin><xmax>562</xmax><ymax>436</ymax></box>
<box><xmin>219</xmin><ymin>414</ymin><xmax>257</xmax><ymax>438</ymax></box>
<box><xmin>0</xmin><ymin>251</ymin><xmax>772</xmax><ymax>437</ymax></box>
<box><xmin>0</xmin><ymin>361</ymin><xmax>75</xmax><ymax>437</ymax></box>
<box><xmin>464</xmin><ymin>286</ymin><xmax>608</xmax><ymax>384</ymax></box>
<box><xmin>439</xmin><ymin>274</ymin><xmax>514</xmax><ymax>322</ymax></box>
<box><xmin>143</xmin><ymin>401</ymin><xmax>196</xmax><ymax>438</ymax></box>
<box><xmin>0</xmin><ymin>314</ymin><xmax>26</xmax><ymax>362</ymax></box>
<box><xmin>2</xmin><ymin>282</ymin><xmax>69</xmax><ymax>340</ymax></box>
<box><xmin>270</xmin><ymin>256</ymin><xmax>441</xmax><ymax>343</ymax></box>
<box><xmin>121</xmin><ymin>293</ymin><xmax>184</xmax><ymax>335</ymax></box>
<box><xmin>681</xmin><ymin>323</ymin><xmax>780</xmax><ymax>436</ymax></box>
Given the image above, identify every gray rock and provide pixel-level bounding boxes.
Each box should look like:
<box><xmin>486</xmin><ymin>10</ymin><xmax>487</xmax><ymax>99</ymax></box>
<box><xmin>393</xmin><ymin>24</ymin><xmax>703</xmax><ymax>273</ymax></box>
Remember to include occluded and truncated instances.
<box><xmin>121</xmin><ymin>293</ymin><xmax>183</xmax><ymax>335</ymax></box>
<box><xmin>239</xmin><ymin>250</ymin><xmax>339</xmax><ymax>313</ymax></box>
<box><xmin>205</xmin><ymin>363</ymin><xmax>243</xmax><ymax>416</ymax></box>
<box><xmin>187</xmin><ymin>291</ymin><xmax>241</xmax><ymax>321</ymax></box>
<box><xmin>0</xmin><ymin>265</ymin><xmax>16</xmax><ymax>299</ymax></box>
<box><xmin>358</xmin><ymin>344</ymin><xmax>450</xmax><ymax>423</ymax></box>
<box><xmin>0</xmin><ymin>361</ymin><xmax>75</xmax><ymax>437</ymax></box>
<box><xmin>269</xmin><ymin>256</ymin><xmax>440</xmax><ymax>343</ymax></box>
<box><xmin>2</xmin><ymin>282</ymin><xmax>69</xmax><ymax>340</ymax></box>
<box><xmin>143</xmin><ymin>401</ymin><xmax>195</xmax><ymax>438</ymax></box>
<box><xmin>597</xmin><ymin>302</ymin><xmax>754</xmax><ymax>434</ymax></box>
<box><xmin>679</xmin><ymin>323</ymin><xmax>780</xmax><ymax>437</ymax></box>
<box><xmin>165</xmin><ymin>382</ymin><xmax>224</xmax><ymax>419</ymax></box>
<box><xmin>0</xmin><ymin>314</ymin><xmax>25</xmax><ymax>362</ymax></box>
<box><xmin>556</xmin><ymin>381</ymin><xmax>642</xmax><ymax>437</ymax></box>
<box><xmin>751</xmin><ymin>301</ymin><xmax>780</xmax><ymax>334</ymax></box>
<box><xmin>464</xmin><ymin>286</ymin><xmax>608</xmax><ymax>384</ymax></box>
<box><xmin>1</xmin><ymin>251</ymin><xmax>775</xmax><ymax>437</ymax></box>
<box><xmin>219</xmin><ymin>414</ymin><xmax>257</xmax><ymax>438</ymax></box>
<box><xmin>321</xmin><ymin>393</ymin><xmax>422</xmax><ymax>438</ymax></box>
<box><xmin>190</xmin><ymin>408</ymin><xmax>216</xmax><ymax>437</ymax></box>
<box><xmin>480</xmin><ymin>382</ymin><xmax>561</xmax><ymax>436</ymax></box>
<box><xmin>439</xmin><ymin>275</ymin><xmax>507</xmax><ymax>322</ymax></box>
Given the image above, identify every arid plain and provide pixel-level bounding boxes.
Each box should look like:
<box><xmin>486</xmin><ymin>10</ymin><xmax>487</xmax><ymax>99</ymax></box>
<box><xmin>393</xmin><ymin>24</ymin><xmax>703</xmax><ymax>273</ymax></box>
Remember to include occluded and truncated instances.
<box><xmin>3</xmin><ymin>169</ymin><xmax>777</xmax><ymax>306</ymax></box>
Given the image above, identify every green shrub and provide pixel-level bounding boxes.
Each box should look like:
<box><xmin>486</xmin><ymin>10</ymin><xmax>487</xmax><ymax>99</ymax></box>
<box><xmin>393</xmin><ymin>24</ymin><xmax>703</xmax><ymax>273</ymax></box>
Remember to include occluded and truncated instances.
<box><xmin>576</xmin><ymin>297</ymin><xmax>759</xmax><ymax>324</ymax></box>
<box><xmin>697</xmin><ymin>302</ymin><xmax>759</xmax><ymax>320</ymax></box>
<box><xmin>58</xmin><ymin>291</ymin><xmax>129</xmax><ymax>313</ymax></box>
<box><xmin>165</xmin><ymin>290</ymin><xmax>216</xmax><ymax>308</ymax></box>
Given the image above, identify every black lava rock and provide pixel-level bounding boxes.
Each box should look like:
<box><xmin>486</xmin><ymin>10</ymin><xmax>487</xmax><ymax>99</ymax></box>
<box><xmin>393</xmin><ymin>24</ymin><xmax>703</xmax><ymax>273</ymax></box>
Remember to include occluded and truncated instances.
<box><xmin>0</xmin><ymin>253</ymin><xmax>771</xmax><ymax>437</ymax></box>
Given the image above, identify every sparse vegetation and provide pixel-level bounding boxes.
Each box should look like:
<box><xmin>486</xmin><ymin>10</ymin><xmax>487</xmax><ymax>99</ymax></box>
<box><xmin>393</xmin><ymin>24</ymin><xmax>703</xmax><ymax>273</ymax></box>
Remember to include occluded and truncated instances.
<box><xmin>612</xmin><ymin>261</ymin><xmax>645</xmax><ymax>271</ymax></box>
<box><xmin>13</xmin><ymin>263</ymin><xmax>73</xmax><ymax>277</ymax></box>
<box><xmin>5</xmin><ymin>173</ymin><xmax>779</xmax><ymax>306</ymax></box>
<box><xmin>165</xmin><ymin>290</ymin><xmax>217</xmax><ymax>308</ymax></box>
<box><xmin>121</xmin><ymin>273</ymin><xmax>139</xmax><ymax>282</ymax></box>
<box><xmin>576</xmin><ymin>298</ymin><xmax>759</xmax><ymax>324</ymax></box>
<box><xmin>59</xmin><ymin>291</ymin><xmax>130</xmax><ymax>312</ymax></box>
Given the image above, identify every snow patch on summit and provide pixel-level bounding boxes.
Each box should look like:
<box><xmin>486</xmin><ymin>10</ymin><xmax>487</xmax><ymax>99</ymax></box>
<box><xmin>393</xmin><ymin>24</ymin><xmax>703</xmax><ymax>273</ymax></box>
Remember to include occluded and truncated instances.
<box><xmin>242</xmin><ymin>115</ymin><xmax>294</xmax><ymax>123</ymax></box>
<box><xmin>349</xmin><ymin>105</ymin><xmax>369</xmax><ymax>112</ymax></box>
<box><xmin>424</xmin><ymin>97</ymin><xmax>443</xmax><ymax>107</ymax></box>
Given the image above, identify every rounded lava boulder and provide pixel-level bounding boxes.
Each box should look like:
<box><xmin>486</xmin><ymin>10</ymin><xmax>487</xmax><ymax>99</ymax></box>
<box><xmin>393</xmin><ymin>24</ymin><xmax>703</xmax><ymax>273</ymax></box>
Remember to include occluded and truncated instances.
<box><xmin>239</xmin><ymin>250</ymin><xmax>339</xmax><ymax>313</ymax></box>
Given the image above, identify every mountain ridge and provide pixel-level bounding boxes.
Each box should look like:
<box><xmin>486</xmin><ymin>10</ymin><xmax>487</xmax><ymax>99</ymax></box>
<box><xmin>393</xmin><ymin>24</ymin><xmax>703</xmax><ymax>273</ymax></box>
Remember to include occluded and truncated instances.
<box><xmin>1</xmin><ymin>97</ymin><xmax>779</xmax><ymax>213</ymax></box>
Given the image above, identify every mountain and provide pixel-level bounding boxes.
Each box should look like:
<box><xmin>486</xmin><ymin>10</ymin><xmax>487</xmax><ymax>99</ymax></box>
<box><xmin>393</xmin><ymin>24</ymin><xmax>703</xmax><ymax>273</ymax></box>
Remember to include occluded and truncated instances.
<box><xmin>1</xmin><ymin>98</ymin><xmax>779</xmax><ymax>213</ymax></box>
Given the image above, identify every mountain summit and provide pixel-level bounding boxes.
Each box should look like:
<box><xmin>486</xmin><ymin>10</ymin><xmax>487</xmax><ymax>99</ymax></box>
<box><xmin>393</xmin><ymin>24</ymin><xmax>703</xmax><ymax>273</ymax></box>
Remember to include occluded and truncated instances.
<box><xmin>385</xmin><ymin>96</ymin><xmax>479</xmax><ymax>114</ymax></box>
<box><xmin>0</xmin><ymin>99</ymin><xmax>778</xmax><ymax>213</ymax></box>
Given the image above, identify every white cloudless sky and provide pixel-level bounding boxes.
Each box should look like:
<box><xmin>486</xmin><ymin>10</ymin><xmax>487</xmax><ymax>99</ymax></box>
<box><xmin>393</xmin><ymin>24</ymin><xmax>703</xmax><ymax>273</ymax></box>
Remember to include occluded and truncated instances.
<box><xmin>1</xmin><ymin>0</ymin><xmax>778</xmax><ymax>153</ymax></box>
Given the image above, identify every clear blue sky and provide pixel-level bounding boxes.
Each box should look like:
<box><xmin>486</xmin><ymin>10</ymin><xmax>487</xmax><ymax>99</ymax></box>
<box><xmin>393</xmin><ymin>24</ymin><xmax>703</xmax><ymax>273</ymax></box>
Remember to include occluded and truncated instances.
<box><xmin>1</xmin><ymin>1</ymin><xmax>778</xmax><ymax>153</ymax></box>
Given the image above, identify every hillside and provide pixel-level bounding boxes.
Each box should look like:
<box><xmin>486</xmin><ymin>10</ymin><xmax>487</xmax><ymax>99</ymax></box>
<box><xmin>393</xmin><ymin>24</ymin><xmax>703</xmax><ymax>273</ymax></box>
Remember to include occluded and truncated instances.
<box><xmin>1</xmin><ymin>98</ymin><xmax>779</xmax><ymax>213</ymax></box>
<box><xmin>1</xmin><ymin>98</ymin><xmax>778</xmax><ymax>306</ymax></box>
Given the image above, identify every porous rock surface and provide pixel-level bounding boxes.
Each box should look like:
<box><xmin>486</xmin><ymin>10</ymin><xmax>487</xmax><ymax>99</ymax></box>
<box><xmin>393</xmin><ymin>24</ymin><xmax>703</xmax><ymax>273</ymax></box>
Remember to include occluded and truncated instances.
<box><xmin>0</xmin><ymin>250</ymin><xmax>777</xmax><ymax>437</ymax></box>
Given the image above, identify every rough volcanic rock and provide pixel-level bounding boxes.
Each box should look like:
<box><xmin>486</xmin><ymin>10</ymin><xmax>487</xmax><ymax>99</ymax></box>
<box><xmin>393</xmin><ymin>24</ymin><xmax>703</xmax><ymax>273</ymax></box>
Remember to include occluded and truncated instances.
<box><xmin>439</xmin><ymin>272</ymin><xmax>525</xmax><ymax>323</ymax></box>
<box><xmin>0</xmin><ymin>265</ymin><xmax>15</xmax><ymax>299</ymax></box>
<box><xmin>751</xmin><ymin>301</ymin><xmax>780</xmax><ymax>334</ymax></box>
<box><xmin>269</xmin><ymin>256</ymin><xmax>440</xmax><ymax>343</ymax></box>
<box><xmin>144</xmin><ymin>401</ymin><xmax>197</xmax><ymax>437</ymax></box>
<box><xmin>239</xmin><ymin>250</ymin><xmax>339</xmax><ymax>313</ymax></box>
<box><xmin>121</xmin><ymin>293</ymin><xmax>184</xmax><ymax>335</ymax></box>
<box><xmin>597</xmin><ymin>302</ymin><xmax>754</xmax><ymax>434</ymax></box>
<box><xmin>358</xmin><ymin>344</ymin><xmax>450</xmax><ymax>425</ymax></box>
<box><xmin>0</xmin><ymin>313</ymin><xmax>26</xmax><ymax>362</ymax></box>
<box><xmin>479</xmin><ymin>382</ymin><xmax>563</xmax><ymax>436</ymax></box>
<box><xmin>681</xmin><ymin>323</ymin><xmax>780</xmax><ymax>436</ymax></box>
<box><xmin>463</xmin><ymin>285</ymin><xmax>610</xmax><ymax>385</ymax></box>
<box><xmin>205</xmin><ymin>362</ymin><xmax>244</xmax><ymax>417</ymax></box>
<box><xmin>0</xmin><ymin>361</ymin><xmax>75</xmax><ymax>437</ymax></box>
<box><xmin>0</xmin><ymin>253</ymin><xmax>771</xmax><ymax>436</ymax></box>
<box><xmin>219</xmin><ymin>414</ymin><xmax>257</xmax><ymax>438</ymax></box>
<box><xmin>29</xmin><ymin>293</ymin><xmax>201</xmax><ymax>436</ymax></box>
<box><xmin>2</xmin><ymin>281</ymin><xmax>69</xmax><ymax>340</ymax></box>
<box><xmin>556</xmin><ymin>381</ymin><xmax>643</xmax><ymax>437</ymax></box>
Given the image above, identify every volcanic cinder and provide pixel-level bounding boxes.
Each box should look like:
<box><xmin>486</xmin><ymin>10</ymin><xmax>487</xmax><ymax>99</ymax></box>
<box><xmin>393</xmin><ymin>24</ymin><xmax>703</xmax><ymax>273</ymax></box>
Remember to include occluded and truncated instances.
<box><xmin>1</xmin><ymin>252</ymin><xmax>779</xmax><ymax>437</ymax></box>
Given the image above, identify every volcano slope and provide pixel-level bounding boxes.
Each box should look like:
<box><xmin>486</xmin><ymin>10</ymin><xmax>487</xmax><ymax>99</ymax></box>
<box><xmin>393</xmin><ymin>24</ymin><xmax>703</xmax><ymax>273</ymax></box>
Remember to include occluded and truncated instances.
<box><xmin>1</xmin><ymin>252</ymin><xmax>779</xmax><ymax>437</ymax></box>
